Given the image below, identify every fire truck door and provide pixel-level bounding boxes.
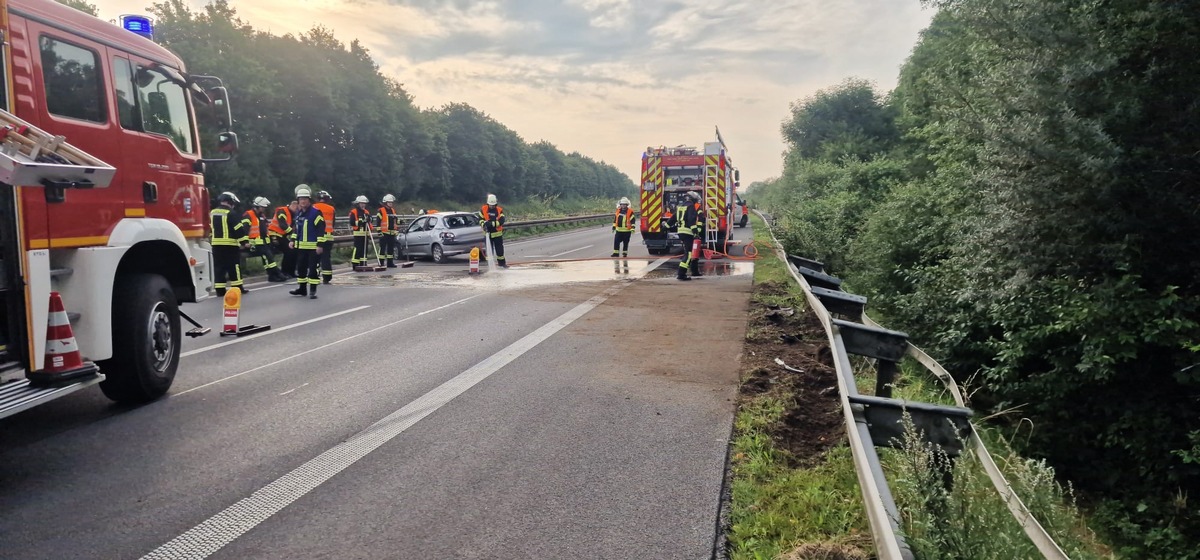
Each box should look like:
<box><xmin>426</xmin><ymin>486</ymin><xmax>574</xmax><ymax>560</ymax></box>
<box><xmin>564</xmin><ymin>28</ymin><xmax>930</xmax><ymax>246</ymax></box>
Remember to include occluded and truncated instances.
<box><xmin>117</xmin><ymin>55</ymin><xmax>206</xmax><ymax>240</ymax></box>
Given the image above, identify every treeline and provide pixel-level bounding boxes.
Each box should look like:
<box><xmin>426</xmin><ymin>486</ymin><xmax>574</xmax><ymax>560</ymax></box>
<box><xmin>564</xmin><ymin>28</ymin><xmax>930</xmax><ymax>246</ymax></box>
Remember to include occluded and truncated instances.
<box><xmin>751</xmin><ymin>1</ymin><xmax>1198</xmax><ymax>557</ymax></box>
<box><xmin>131</xmin><ymin>0</ymin><xmax>633</xmax><ymax>206</ymax></box>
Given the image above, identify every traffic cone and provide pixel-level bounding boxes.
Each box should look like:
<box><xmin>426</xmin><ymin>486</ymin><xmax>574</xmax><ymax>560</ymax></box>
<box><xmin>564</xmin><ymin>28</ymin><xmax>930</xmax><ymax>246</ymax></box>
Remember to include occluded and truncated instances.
<box><xmin>220</xmin><ymin>287</ymin><xmax>270</xmax><ymax>337</ymax></box>
<box><xmin>469</xmin><ymin>247</ymin><xmax>480</xmax><ymax>274</ymax></box>
<box><xmin>27</xmin><ymin>291</ymin><xmax>99</xmax><ymax>386</ymax></box>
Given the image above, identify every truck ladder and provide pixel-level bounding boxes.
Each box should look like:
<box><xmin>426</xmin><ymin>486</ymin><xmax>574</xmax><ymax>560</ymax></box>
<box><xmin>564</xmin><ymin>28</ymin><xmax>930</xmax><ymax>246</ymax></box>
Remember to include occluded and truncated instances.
<box><xmin>703</xmin><ymin>158</ymin><xmax>720</xmax><ymax>248</ymax></box>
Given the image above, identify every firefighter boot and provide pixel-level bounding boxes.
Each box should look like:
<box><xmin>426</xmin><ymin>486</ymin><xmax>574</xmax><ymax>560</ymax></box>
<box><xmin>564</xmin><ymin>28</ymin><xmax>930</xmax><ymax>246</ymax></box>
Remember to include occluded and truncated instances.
<box><xmin>289</xmin><ymin>284</ymin><xmax>307</xmax><ymax>297</ymax></box>
<box><xmin>268</xmin><ymin>269</ymin><xmax>287</xmax><ymax>282</ymax></box>
<box><xmin>386</xmin><ymin>258</ymin><xmax>396</xmax><ymax>268</ymax></box>
<box><xmin>676</xmin><ymin>264</ymin><xmax>690</xmax><ymax>281</ymax></box>
<box><xmin>309</xmin><ymin>284</ymin><xmax>318</xmax><ymax>300</ymax></box>
<box><xmin>691</xmin><ymin>261</ymin><xmax>703</xmax><ymax>277</ymax></box>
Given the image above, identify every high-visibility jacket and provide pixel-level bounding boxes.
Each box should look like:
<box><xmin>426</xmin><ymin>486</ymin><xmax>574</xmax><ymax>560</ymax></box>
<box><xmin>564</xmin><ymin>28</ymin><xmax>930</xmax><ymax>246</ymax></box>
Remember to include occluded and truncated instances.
<box><xmin>210</xmin><ymin>207</ymin><xmax>249</xmax><ymax>247</ymax></box>
<box><xmin>479</xmin><ymin>204</ymin><xmax>505</xmax><ymax>238</ymax></box>
<box><xmin>349</xmin><ymin>207</ymin><xmax>370</xmax><ymax>236</ymax></box>
<box><xmin>291</xmin><ymin>206</ymin><xmax>326</xmax><ymax>250</ymax></box>
<box><xmin>613</xmin><ymin>207</ymin><xmax>635</xmax><ymax>232</ymax></box>
<box><xmin>378</xmin><ymin>206</ymin><xmax>399</xmax><ymax>234</ymax></box>
<box><xmin>313</xmin><ymin>202</ymin><xmax>335</xmax><ymax>242</ymax></box>
<box><xmin>268</xmin><ymin>205</ymin><xmax>292</xmax><ymax>238</ymax></box>
<box><xmin>244</xmin><ymin>210</ymin><xmax>265</xmax><ymax>245</ymax></box>
<box><xmin>677</xmin><ymin>203</ymin><xmax>701</xmax><ymax>237</ymax></box>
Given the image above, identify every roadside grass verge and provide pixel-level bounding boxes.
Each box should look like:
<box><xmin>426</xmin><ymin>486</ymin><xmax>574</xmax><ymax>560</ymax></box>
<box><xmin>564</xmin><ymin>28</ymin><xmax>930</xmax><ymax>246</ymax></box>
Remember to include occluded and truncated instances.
<box><xmin>731</xmin><ymin>213</ymin><xmax>1114</xmax><ymax>559</ymax></box>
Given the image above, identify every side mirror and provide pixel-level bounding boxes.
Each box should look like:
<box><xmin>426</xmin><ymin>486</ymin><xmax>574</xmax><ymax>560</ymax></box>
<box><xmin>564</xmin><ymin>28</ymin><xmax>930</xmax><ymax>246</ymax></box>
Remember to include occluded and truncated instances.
<box><xmin>218</xmin><ymin>131</ymin><xmax>239</xmax><ymax>154</ymax></box>
<box><xmin>209</xmin><ymin>86</ymin><xmax>233</xmax><ymax>129</ymax></box>
<box><xmin>733</xmin><ymin>169</ymin><xmax>740</xmax><ymax>182</ymax></box>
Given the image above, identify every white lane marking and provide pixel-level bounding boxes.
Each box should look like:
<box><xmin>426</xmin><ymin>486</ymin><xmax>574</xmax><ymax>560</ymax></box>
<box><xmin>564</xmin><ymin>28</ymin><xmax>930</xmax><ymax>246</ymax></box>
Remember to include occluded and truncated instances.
<box><xmin>279</xmin><ymin>383</ymin><xmax>309</xmax><ymax>396</ymax></box>
<box><xmin>180</xmin><ymin>306</ymin><xmax>371</xmax><ymax>357</ymax></box>
<box><xmin>174</xmin><ymin>295</ymin><xmax>480</xmax><ymax>396</ymax></box>
<box><xmin>141</xmin><ymin>258</ymin><xmax>669</xmax><ymax>560</ymax></box>
<box><xmin>549</xmin><ymin>245</ymin><xmax>594</xmax><ymax>257</ymax></box>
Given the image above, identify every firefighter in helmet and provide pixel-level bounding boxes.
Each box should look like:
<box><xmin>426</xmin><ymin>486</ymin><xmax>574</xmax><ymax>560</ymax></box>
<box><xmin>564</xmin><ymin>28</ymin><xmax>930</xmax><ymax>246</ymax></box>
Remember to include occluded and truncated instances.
<box><xmin>349</xmin><ymin>195</ymin><xmax>371</xmax><ymax>269</ymax></box>
<box><xmin>313</xmin><ymin>191</ymin><xmax>336</xmax><ymax>283</ymax></box>
<box><xmin>289</xmin><ymin>186</ymin><xmax>325</xmax><ymax>299</ymax></box>
<box><xmin>377</xmin><ymin>194</ymin><xmax>400</xmax><ymax>268</ymax></box>
<box><xmin>210</xmin><ymin>191</ymin><xmax>251</xmax><ymax>295</ymax></box>
<box><xmin>612</xmin><ymin>196</ymin><xmax>635</xmax><ymax>258</ymax></box>
<box><xmin>269</xmin><ymin>198</ymin><xmax>299</xmax><ymax>279</ymax></box>
<box><xmin>248</xmin><ymin>196</ymin><xmax>286</xmax><ymax>282</ymax></box>
<box><xmin>477</xmin><ymin>193</ymin><xmax>507</xmax><ymax>268</ymax></box>
<box><xmin>676</xmin><ymin>191</ymin><xmax>704</xmax><ymax>281</ymax></box>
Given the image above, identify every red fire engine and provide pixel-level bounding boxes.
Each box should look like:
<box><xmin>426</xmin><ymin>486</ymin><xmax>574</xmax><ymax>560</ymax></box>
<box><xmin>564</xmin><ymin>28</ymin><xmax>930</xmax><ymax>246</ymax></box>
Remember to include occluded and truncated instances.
<box><xmin>639</xmin><ymin>128</ymin><xmax>740</xmax><ymax>254</ymax></box>
<box><xmin>0</xmin><ymin>0</ymin><xmax>236</xmax><ymax>418</ymax></box>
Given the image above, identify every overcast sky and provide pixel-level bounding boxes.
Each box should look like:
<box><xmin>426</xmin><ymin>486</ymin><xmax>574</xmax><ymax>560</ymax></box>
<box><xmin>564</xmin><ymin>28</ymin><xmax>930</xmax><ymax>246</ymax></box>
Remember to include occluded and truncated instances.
<box><xmin>93</xmin><ymin>0</ymin><xmax>934</xmax><ymax>187</ymax></box>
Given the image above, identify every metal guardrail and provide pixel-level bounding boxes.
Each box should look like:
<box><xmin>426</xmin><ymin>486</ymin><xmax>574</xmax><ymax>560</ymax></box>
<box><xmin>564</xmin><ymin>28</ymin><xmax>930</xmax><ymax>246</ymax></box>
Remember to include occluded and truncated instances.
<box><xmin>757</xmin><ymin>210</ymin><xmax>1068</xmax><ymax>560</ymax></box>
<box><xmin>327</xmin><ymin>213</ymin><xmax>610</xmax><ymax>246</ymax></box>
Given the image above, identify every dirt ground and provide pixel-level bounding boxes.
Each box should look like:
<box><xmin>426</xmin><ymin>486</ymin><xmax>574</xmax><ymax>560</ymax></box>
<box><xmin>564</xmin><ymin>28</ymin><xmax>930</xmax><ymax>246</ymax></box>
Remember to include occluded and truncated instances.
<box><xmin>738</xmin><ymin>281</ymin><xmax>845</xmax><ymax>466</ymax></box>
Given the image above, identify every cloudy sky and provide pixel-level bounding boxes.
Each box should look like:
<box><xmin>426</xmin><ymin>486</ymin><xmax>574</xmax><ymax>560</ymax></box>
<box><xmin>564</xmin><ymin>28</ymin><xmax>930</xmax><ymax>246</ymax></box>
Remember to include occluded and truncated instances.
<box><xmin>93</xmin><ymin>0</ymin><xmax>934</xmax><ymax>186</ymax></box>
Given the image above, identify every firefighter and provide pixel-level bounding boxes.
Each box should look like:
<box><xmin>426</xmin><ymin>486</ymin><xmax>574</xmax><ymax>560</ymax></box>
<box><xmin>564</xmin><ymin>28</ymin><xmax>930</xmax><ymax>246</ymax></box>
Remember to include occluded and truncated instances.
<box><xmin>349</xmin><ymin>195</ymin><xmax>371</xmax><ymax>269</ymax></box>
<box><xmin>210</xmin><ymin>191</ymin><xmax>250</xmax><ymax>295</ymax></box>
<box><xmin>269</xmin><ymin>199</ymin><xmax>298</xmax><ymax>278</ymax></box>
<box><xmin>612</xmin><ymin>196</ymin><xmax>635</xmax><ymax>258</ymax></box>
<box><xmin>377</xmin><ymin>194</ymin><xmax>400</xmax><ymax>268</ymax></box>
<box><xmin>313</xmin><ymin>191</ymin><xmax>336</xmax><ymax>283</ymax></box>
<box><xmin>289</xmin><ymin>186</ymin><xmax>325</xmax><ymax>299</ymax></box>
<box><xmin>247</xmin><ymin>197</ymin><xmax>286</xmax><ymax>282</ymax></box>
<box><xmin>477</xmin><ymin>194</ymin><xmax>507</xmax><ymax>268</ymax></box>
<box><xmin>676</xmin><ymin>191</ymin><xmax>703</xmax><ymax>281</ymax></box>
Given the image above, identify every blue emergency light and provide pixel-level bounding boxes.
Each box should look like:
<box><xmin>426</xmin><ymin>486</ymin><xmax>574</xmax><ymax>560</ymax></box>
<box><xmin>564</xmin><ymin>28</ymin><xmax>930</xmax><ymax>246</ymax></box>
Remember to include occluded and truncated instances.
<box><xmin>120</xmin><ymin>15</ymin><xmax>154</xmax><ymax>39</ymax></box>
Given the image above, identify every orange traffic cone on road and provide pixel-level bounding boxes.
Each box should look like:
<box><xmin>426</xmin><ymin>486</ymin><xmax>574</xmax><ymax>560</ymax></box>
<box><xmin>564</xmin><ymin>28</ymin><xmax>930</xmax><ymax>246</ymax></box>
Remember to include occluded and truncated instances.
<box><xmin>469</xmin><ymin>246</ymin><xmax>480</xmax><ymax>274</ymax></box>
<box><xmin>219</xmin><ymin>287</ymin><xmax>271</xmax><ymax>337</ymax></box>
<box><xmin>27</xmin><ymin>291</ymin><xmax>99</xmax><ymax>386</ymax></box>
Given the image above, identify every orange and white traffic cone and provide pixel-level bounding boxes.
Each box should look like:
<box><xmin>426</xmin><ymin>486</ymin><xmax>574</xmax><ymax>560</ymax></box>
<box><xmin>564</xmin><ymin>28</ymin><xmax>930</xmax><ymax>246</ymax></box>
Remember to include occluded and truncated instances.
<box><xmin>27</xmin><ymin>291</ymin><xmax>99</xmax><ymax>386</ymax></box>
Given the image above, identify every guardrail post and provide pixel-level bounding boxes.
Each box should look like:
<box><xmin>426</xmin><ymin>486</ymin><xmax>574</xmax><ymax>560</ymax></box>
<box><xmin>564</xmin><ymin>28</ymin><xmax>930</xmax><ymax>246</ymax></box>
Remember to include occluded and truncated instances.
<box><xmin>832</xmin><ymin>319</ymin><xmax>907</xmax><ymax>398</ymax></box>
<box><xmin>794</xmin><ymin>266</ymin><xmax>843</xmax><ymax>291</ymax></box>
<box><xmin>811</xmin><ymin>286</ymin><xmax>866</xmax><ymax>321</ymax></box>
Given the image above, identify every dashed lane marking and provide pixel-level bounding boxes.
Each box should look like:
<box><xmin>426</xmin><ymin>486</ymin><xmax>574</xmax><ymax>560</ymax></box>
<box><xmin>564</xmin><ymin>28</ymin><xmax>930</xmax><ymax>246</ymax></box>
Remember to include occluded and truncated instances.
<box><xmin>180</xmin><ymin>306</ymin><xmax>372</xmax><ymax>358</ymax></box>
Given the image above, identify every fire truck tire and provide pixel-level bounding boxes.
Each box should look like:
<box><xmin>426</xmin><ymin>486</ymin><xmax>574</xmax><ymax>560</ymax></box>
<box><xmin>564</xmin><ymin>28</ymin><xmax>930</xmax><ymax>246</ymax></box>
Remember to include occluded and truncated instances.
<box><xmin>99</xmin><ymin>274</ymin><xmax>180</xmax><ymax>403</ymax></box>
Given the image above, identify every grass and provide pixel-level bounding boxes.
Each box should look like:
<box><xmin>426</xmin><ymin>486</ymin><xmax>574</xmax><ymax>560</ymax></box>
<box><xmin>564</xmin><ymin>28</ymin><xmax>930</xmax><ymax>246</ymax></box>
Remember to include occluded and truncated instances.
<box><xmin>727</xmin><ymin>213</ymin><xmax>872</xmax><ymax>559</ymax></box>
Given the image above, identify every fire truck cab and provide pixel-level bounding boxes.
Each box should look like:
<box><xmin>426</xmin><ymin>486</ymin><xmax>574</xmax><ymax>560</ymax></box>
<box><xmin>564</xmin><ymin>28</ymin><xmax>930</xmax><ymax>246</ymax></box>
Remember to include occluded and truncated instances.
<box><xmin>638</xmin><ymin>130</ymin><xmax>739</xmax><ymax>255</ymax></box>
<box><xmin>0</xmin><ymin>0</ymin><xmax>235</xmax><ymax>418</ymax></box>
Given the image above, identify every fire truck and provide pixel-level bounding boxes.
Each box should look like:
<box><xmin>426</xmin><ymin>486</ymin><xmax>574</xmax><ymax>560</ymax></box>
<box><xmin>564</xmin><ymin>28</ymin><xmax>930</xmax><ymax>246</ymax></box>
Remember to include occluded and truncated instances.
<box><xmin>0</xmin><ymin>0</ymin><xmax>236</xmax><ymax>419</ymax></box>
<box><xmin>639</xmin><ymin>128</ymin><xmax>740</xmax><ymax>254</ymax></box>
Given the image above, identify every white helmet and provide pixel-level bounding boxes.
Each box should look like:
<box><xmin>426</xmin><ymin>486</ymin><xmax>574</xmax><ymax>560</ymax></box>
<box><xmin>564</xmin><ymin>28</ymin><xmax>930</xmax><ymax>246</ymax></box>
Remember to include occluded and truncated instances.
<box><xmin>382</xmin><ymin>194</ymin><xmax>396</xmax><ymax>203</ymax></box>
<box><xmin>486</xmin><ymin>194</ymin><xmax>497</xmax><ymax>205</ymax></box>
<box><xmin>687</xmin><ymin>191</ymin><xmax>701</xmax><ymax>201</ymax></box>
<box><xmin>354</xmin><ymin>195</ymin><xmax>369</xmax><ymax>204</ymax></box>
<box><xmin>253</xmin><ymin>196</ymin><xmax>270</xmax><ymax>208</ymax></box>
<box><xmin>618</xmin><ymin>197</ymin><xmax>630</xmax><ymax>206</ymax></box>
<box><xmin>295</xmin><ymin>187</ymin><xmax>312</xmax><ymax>198</ymax></box>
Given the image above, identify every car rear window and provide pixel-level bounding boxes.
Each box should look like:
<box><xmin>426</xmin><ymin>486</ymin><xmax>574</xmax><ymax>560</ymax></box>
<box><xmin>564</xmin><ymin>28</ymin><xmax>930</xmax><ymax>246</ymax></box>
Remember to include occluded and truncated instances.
<box><xmin>444</xmin><ymin>214</ymin><xmax>480</xmax><ymax>229</ymax></box>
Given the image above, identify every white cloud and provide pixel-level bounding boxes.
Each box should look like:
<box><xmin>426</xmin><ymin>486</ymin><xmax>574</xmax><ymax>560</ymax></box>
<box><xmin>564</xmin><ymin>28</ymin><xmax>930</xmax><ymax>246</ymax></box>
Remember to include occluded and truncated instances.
<box><xmin>93</xmin><ymin>0</ymin><xmax>934</xmax><ymax>186</ymax></box>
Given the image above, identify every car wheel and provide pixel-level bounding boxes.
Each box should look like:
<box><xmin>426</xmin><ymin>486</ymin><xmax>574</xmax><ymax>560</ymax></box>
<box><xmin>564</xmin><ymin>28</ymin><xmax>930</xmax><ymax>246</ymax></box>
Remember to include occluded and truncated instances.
<box><xmin>99</xmin><ymin>273</ymin><xmax>179</xmax><ymax>403</ymax></box>
<box><xmin>431</xmin><ymin>243</ymin><xmax>445</xmax><ymax>263</ymax></box>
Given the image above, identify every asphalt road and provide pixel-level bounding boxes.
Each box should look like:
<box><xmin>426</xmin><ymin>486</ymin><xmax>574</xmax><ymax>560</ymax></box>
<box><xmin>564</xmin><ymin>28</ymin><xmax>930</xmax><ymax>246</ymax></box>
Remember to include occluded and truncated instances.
<box><xmin>0</xmin><ymin>224</ymin><xmax>755</xmax><ymax>559</ymax></box>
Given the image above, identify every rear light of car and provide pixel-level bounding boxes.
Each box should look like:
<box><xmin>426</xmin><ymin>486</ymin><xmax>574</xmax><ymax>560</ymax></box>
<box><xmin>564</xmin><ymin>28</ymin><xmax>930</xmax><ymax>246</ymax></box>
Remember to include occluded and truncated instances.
<box><xmin>440</xmin><ymin>232</ymin><xmax>455</xmax><ymax>240</ymax></box>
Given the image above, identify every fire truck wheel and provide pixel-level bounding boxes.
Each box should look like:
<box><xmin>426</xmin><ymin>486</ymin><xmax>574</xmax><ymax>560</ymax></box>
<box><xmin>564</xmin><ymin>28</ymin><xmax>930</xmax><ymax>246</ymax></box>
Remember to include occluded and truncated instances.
<box><xmin>99</xmin><ymin>274</ymin><xmax>180</xmax><ymax>403</ymax></box>
<box><xmin>431</xmin><ymin>243</ymin><xmax>445</xmax><ymax>263</ymax></box>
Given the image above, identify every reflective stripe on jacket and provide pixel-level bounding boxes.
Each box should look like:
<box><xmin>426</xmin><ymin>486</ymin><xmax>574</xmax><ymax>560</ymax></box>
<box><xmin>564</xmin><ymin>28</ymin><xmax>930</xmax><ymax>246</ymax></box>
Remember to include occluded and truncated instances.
<box><xmin>614</xmin><ymin>208</ymin><xmax>635</xmax><ymax>232</ymax></box>
<box><xmin>244</xmin><ymin>210</ymin><xmax>265</xmax><ymax>244</ymax></box>
<box><xmin>210</xmin><ymin>207</ymin><xmax>248</xmax><ymax>246</ymax></box>
<box><xmin>378</xmin><ymin>206</ymin><xmax>398</xmax><ymax>233</ymax></box>
<box><xmin>268</xmin><ymin>205</ymin><xmax>292</xmax><ymax>237</ymax></box>
<box><xmin>349</xmin><ymin>207</ymin><xmax>370</xmax><ymax>236</ymax></box>
<box><xmin>480</xmin><ymin>204</ymin><xmax>505</xmax><ymax>238</ymax></box>
<box><xmin>313</xmin><ymin>202</ymin><xmax>336</xmax><ymax>242</ymax></box>
<box><xmin>291</xmin><ymin>207</ymin><xmax>326</xmax><ymax>249</ymax></box>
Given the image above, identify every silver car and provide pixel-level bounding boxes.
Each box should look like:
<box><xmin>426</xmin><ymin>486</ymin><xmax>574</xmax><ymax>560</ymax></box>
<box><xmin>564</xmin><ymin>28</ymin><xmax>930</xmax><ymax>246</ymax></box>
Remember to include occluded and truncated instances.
<box><xmin>398</xmin><ymin>212</ymin><xmax>489</xmax><ymax>263</ymax></box>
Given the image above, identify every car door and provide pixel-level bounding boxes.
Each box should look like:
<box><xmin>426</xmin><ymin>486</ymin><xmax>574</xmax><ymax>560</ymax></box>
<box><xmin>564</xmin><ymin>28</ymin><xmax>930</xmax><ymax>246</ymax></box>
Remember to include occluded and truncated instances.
<box><xmin>401</xmin><ymin>217</ymin><xmax>430</xmax><ymax>257</ymax></box>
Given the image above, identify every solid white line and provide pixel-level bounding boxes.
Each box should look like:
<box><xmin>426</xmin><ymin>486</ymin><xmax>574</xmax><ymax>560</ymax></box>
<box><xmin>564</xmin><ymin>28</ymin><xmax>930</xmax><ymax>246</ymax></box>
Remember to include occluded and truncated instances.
<box><xmin>174</xmin><ymin>295</ymin><xmax>479</xmax><ymax>396</ymax></box>
<box><xmin>180</xmin><ymin>306</ymin><xmax>372</xmax><ymax>357</ymax></box>
<box><xmin>141</xmin><ymin>258</ymin><xmax>669</xmax><ymax>560</ymax></box>
<box><xmin>549</xmin><ymin>244</ymin><xmax>594</xmax><ymax>257</ymax></box>
<box><xmin>278</xmin><ymin>383</ymin><xmax>308</xmax><ymax>396</ymax></box>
